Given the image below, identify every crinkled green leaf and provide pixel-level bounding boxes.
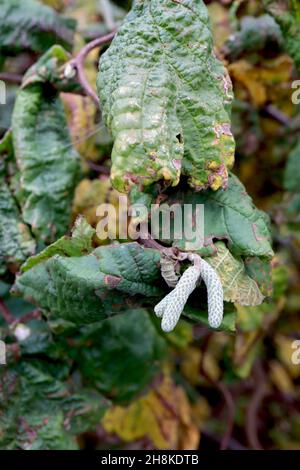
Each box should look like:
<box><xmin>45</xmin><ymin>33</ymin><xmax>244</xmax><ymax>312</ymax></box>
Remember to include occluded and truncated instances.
<box><xmin>97</xmin><ymin>0</ymin><xmax>235</xmax><ymax>193</ymax></box>
<box><xmin>206</xmin><ymin>241</ymin><xmax>265</xmax><ymax>306</ymax></box>
<box><xmin>77</xmin><ymin>308</ymin><xmax>166</xmax><ymax>403</ymax></box>
<box><xmin>0</xmin><ymin>311</ymin><xmax>111</xmax><ymax>449</ymax></box>
<box><xmin>0</xmin><ymin>362</ymin><xmax>109</xmax><ymax>449</ymax></box>
<box><xmin>0</xmin><ymin>132</ymin><xmax>35</xmax><ymax>274</ymax></box>
<box><xmin>12</xmin><ymin>243</ymin><xmax>162</xmax><ymax>324</ymax></box>
<box><xmin>0</xmin><ymin>0</ymin><xmax>76</xmax><ymax>57</ymax></box>
<box><xmin>22</xmin><ymin>216</ymin><xmax>95</xmax><ymax>272</ymax></box>
<box><xmin>12</xmin><ymin>48</ymin><xmax>81</xmax><ymax>243</ymax></box>
<box><xmin>284</xmin><ymin>139</ymin><xmax>300</xmax><ymax>193</ymax></box>
<box><xmin>160</xmin><ymin>173</ymin><xmax>274</xmax><ymax>258</ymax></box>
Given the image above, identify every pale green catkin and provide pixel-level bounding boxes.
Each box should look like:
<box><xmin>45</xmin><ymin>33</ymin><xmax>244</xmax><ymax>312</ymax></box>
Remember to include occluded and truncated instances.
<box><xmin>155</xmin><ymin>257</ymin><xmax>223</xmax><ymax>332</ymax></box>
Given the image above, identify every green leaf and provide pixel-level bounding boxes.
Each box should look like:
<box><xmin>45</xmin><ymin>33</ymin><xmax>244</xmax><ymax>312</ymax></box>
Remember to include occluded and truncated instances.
<box><xmin>206</xmin><ymin>241</ymin><xmax>265</xmax><ymax>306</ymax></box>
<box><xmin>12</xmin><ymin>243</ymin><xmax>162</xmax><ymax>324</ymax></box>
<box><xmin>0</xmin><ymin>132</ymin><xmax>35</xmax><ymax>274</ymax></box>
<box><xmin>244</xmin><ymin>256</ymin><xmax>273</xmax><ymax>297</ymax></box>
<box><xmin>97</xmin><ymin>0</ymin><xmax>235</xmax><ymax>192</ymax></box>
<box><xmin>0</xmin><ymin>311</ymin><xmax>111</xmax><ymax>449</ymax></box>
<box><xmin>284</xmin><ymin>139</ymin><xmax>300</xmax><ymax>193</ymax></box>
<box><xmin>0</xmin><ymin>362</ymin><xmax>109</xmax><ymax>449</ymax></box>
<box><xmin>77</xmin><ymin>308</ymin><xmax>166</xmax><ymax>402</ymax></box>
<box><xmin>12</xmin><ymin>49</ymin><xmax>81</xmax><ymax>243</ymax></box>
<box><xmin>162</xmin><ymin>173</ymin><xmax>274</xmax><ymax>258</ymax></box>
<box><xmin>21</xmin><ymin>45</ymin><xmax>81</xmax><ymax>93</ymax></box>
<box><xmin>183</xmin><ymin>303</ymin><xmax>236</xmax><ymax>333</ymax></box>
<box><xmin>0</xmin><ymin>0</ymin><xmax>76</xmax><ymax>57</ymax></box>
<box><xmin>22</xmin><ymin>216</ymin><xmax>95</xmax><ymax>272</ymax></box>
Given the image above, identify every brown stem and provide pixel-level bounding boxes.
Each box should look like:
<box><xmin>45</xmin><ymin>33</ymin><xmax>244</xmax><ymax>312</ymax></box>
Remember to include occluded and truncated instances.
<box><xmin>68</xmin><ymin>31</ymin><xmax>116</xmax><ymax>106</ymax></box>
<box><xmin>0</xmin><ymin>72</ymin><xmax>23</xmax><ymax>84</ymax></box>
<box><xmin>201</xmin><ymin>430</ymin><xmax>247</xmax><ymax>451</ymax></box>
<box><xmin>245</xmin><ymin>362</ymin><xmax>268</xmax><ymax>450</ymax></box>
<box><xmin>263</xmin><ymin>105</ymin><xmax>291</xmax><ymax>126</ymax></box>
<box><xmin>86</xmin><ymin>160</ymin><xmax>110</xmax><ymax>175</ymax></box>
<box><xmin>138</xmin><ymin>233</ymin><xmax>177</xmax><ymax>256</ymax></box>
<box><xmin>0</xmin><ymin>299</ymin><xmax>14</xmax><ymax>325</ymax></box>
<box><xmin>19</xmin><ymin>309</ymin><xmax>41</xmax><ymax>323</ymax></box>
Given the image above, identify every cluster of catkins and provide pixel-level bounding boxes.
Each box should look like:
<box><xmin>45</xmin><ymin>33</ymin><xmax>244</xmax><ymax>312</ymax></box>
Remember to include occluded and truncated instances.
<box><xmin>155</xmin><ymin>254</ymin><xmax>224</xmax><ymax>333</ymax></box>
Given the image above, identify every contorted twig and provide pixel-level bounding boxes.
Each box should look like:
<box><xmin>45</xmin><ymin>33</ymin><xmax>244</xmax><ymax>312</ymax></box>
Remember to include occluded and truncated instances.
<box><xmin>245</xmin><ymin>362</ymin><xmax>268</xmax><ymax>450</ymax></box>
<box><xmin>0</xmin><ymin>299</ymin><xmax>14</xmax><ymax>325</ymax></box>
<box><xmin>0</xmin><ymin>72</ymin><xmax>23</xmax><ymax>84</ymax></box>
<box><xmin>65</xmin><ymin>30</ymin><xmax>116</xmax><ymax>106</ymax></box>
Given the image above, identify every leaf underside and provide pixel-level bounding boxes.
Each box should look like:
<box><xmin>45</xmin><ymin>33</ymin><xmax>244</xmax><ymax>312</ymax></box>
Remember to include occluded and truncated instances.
<box><xmin>12</xmin><ymin>47</ymin><xmax>81</xmax><ymax>243</ymax></box>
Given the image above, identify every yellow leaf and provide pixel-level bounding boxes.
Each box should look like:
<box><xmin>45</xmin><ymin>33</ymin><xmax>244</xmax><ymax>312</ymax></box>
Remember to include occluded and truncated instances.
<box><xmin>190</xmin><ymin>397</ymin><xmax>211</xmax><ymax>428</ymax></box>
<box><xmin>72</xmin><ymin>178</ymin><xmax>126</xmax><ymax>243</ymax></box>
<box><xmin>40</xmin><ymin>0</ymin><xmax>64</xmax><ymax>10</ymax></box>
<box><xmin>269</xmin><ymin>360</ymin><xmax>295</xmax><ymax>395</ymax></box>
<box><xmin>229</xmin><ymin>60</ymin><xmax>267</xmax><ymax>106</ymax></box>
<box><xmin>229</xmin><ymin>55</ymin><xmax>294</xmax><ymax>106</ymax></box>
<box><xmin>166</xmin><ymin>321</ymin><xmax>194</xmax><ymax>350</ymax></box>
<box><xmin>102</xmin><ymin>374</ymin><xmax>200</xmax><ymax>450</ymax></box>
<box><xmin>61</xmin><ymin>93</ymin><xmax>98</xmax><ymax>160</ymax></box>
<box><xmin>180</xmin><ymin>343</ymin><xmax>222</xmax><ymax>385</ymax></box>
<box><xmin>208</xmin><ymin>2</ymin><xmax>232</xmax><ymax>50</ymax></box>
<box><xmin>208</xmin><ymin>242</ymin><xmax>264</xmax><ymax>306</ymax></box>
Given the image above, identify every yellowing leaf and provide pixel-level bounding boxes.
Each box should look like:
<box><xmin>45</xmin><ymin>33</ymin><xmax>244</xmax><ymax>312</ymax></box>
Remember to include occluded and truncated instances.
<box><xmin>166</xmin><ymin>322</ymin><xmax>194</xmax><ymax>350</ymax></box>
<box><xmin>229</xmin><ymin>55</ymin><xmax>294</xmax><ymax>106</ymax></box>
<box><xmin>233</xmin><ymin>330</ymin><xmax>262</xmax><ymax>378</ymax></box>
<box><xmin>269</xmin><ymin>360</ymin><xmax>295</xmax><ymax>395</ymax></box>
<box><xmin>180</xmin><ymin>345</ymin><xmax>222</xmax><ymax>385</ymax></box>
<box><xmin>190</xmin><ymin>397</ymin><xmax>211</xmax><ymax>428</ymax></box>
<box><xmin>72</xmin><ymin>178</ymin><xmax>126</xmax><ymax>242</ymax></box>
<box><xmin>102</xmin><ymin>374</ymin><xmax>199</xmax><ymax>450</ymax></box>
<box><xmin>208</xmin><ymin>2</ymin><xmax>232</xmax><ymax>50</ymax></box>
<box><xmin>61</xmin><ymin>93</ymin><xmax>97</xmax><ymax>160</ymax></box>
<box><xmin>207</xmin><ymin>242</ymin><xmax>265</xmax><ymax>306</ymax></box>
<box><xmin>40</xmin><ymin>0</ymin><xmax>64</xmax><ymax>10</ymax></box>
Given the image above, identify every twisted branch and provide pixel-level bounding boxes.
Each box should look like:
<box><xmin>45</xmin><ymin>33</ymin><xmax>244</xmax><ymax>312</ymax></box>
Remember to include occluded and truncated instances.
<box><xmin>66</xmin><ymin>30</ymin><xmax>116</xmax><ymax>106</ymax></box>
<box><xmin>0</xmin><ymin>72</ymin><xmax>23</xmax><ymax>84</ymax></box>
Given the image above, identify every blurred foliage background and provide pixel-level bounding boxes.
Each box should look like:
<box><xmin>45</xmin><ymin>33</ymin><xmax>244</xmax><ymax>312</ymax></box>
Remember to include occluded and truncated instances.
<box><xmin>0</xmin><ymin>0</ymin><xmax>300</xmax><ymax>450</ymax></box>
